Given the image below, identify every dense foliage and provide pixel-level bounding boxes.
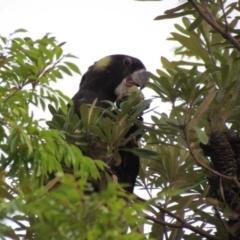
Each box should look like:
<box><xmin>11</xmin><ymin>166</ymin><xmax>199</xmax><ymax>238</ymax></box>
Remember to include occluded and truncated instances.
<box><xmin>1</xmin><ymin>0</ymin><xmax>240</xmax><ymax>239</ymax></box>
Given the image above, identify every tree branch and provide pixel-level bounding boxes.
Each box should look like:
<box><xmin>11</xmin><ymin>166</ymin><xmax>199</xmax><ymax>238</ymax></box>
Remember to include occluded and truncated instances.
<box><xmin>145</xmin><ymin>212</ymin><xmax>223</xmax><ymax>240</ymax></box>
<box><xmin>136</xmin><ymin>195</ymin><xmax>223</xmax><ymax>240</ymax></box>
<box><xmin>219</xmin><ymin>0</ymin><xmax>229</xmax><ymax>32</ymax></box>
<box><xmin>188</xmin><ymin>0</ymin><xmax>240</xmax><ymax>51</ymax></box>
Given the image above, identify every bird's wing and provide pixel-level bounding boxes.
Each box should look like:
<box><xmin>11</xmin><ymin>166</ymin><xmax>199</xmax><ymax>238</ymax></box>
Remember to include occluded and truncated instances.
<box><xmin>72</xmin><ymin>89</ymin><xmax>98</xmax><ymax>116</ymax></box>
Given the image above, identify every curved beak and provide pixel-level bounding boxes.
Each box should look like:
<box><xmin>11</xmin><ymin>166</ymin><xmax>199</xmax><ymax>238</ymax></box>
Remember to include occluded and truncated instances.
<box><xmin>114</xmin><ymin>69</ymin><xmax>150</xmax><ymax>97</ymax></box>
<box><xmin>130</xmin><ymin>69</ymin><xmax>149</xmax><ymax>89</ymax></box>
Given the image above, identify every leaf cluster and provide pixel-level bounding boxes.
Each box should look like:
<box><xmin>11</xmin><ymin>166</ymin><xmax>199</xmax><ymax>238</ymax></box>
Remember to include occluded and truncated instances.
<box><xmin>0</xmin><ymin>30</ymin><xmax>150</xmax><ymax>239</ymax></box>
<box><xmin>135</xmin><ymin>1</ymin><xmax>240</xmax><ymax>239</ymax></box>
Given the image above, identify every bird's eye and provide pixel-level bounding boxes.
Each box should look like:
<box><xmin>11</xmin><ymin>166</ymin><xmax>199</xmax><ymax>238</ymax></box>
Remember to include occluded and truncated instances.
<box><xmin>123</xmin><ymin>57</ymin><xmax>132</xmax><ymax>66</ymax></box>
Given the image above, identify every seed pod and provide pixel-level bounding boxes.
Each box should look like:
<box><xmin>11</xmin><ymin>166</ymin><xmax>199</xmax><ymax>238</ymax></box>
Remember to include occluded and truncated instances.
<box><xmin>199</xmin><ymin>142</ymin><xmax>212</xmax><ymax>157</ymax></box>
<box><xmin>223</xmin><ymin>181</ymin><xmax>240</xmax><ymax>213</ymax></box>
<box><xmin>207</xmin><ymin>174</ymin><xmax>220</xmax><ymax>199</ymax></box>
<box><xmin>209</xmin><ymin>131</ymin><xmax>237</xmax><ymax>176</ymax></box>
<box><xmin>228</xmin><ymin>218</ymin><xmax>240</xmax><ymax>239</ymax></box>
<box><xmin>223</xmin><ymin>131</ymin><xmax>240</xmax><ymax>176</ymax></box>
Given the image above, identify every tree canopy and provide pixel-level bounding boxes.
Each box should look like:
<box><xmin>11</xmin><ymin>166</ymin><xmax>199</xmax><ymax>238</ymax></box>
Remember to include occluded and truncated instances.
<box><xmin>1</xmin><ymin>0</ymin><xmax>240</xmax><ymax>239</ymax></box>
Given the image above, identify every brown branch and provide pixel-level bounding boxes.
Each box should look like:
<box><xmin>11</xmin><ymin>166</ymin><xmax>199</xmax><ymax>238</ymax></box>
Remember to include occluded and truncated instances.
<box><xmin>145</xmin><ymin>213</ymin><xmax>223</xmax><ymax>240</ymax></box>
<box><xmin>219</xmin><ymin>0</ymin><xmax>229</xmax><ymax>32</ymax></box>
<box><xmin>136</xmin><ymin>195</ymin><xmax>223</xmax><ymax>240</ymax></box>
<box><xmin>159</xmin><ymin>210</ymin><xmax>169</xmax><ymax>240</ymax></box>
<box><xmin>188</xmin><ymin>0</ymin><xmax>240</xmax><ymax>51</ymax></box>
<box><xmin>202</xmin><ymin>1</ymin><xmax>216</xmax><ymax>23</ymax></box>
<box><xmin>145</xmin><ymin>215</ymin><xmax>182</xmax><ymax>228</ymax></box>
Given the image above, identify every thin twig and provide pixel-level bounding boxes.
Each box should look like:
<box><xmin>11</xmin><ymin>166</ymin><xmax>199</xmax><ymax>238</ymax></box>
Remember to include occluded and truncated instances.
<box><xmin>135</xmin><ymin>195</ymin><xmax>223</xmax><ymax>240</ymax></box>
<box><xmin>219</xmin><ymin>0</ymin><xmax>229</xmax><ymax>32</ymax></box>
<box><xmin>3</xmin><ymin>88</ymin><xmax>21</xmax><ymax>103</ymax></box>
<box><xmin>189</xmin><ymin>0</ymin><xmax>240</xmax><ymax>51</ymax></box>
<box><xmin>160</xmin><ymin>210</ymin><xmax>169</xmax><ymax>240</ymax></box>
<box><xmin>145</xmin><ymin>215</ymin><xmax>182</xmax><ymax>228</ymax></box>
<box><xmin>202</xmin><ymin>1</ymin><xmax>216</xmax><ymax>23</ymax></box>
<box><xmin>145</xmin><ymin>213</ymin><xmax>223</xmax><ymax>240</ymax></box>
<box><xmin>214</xmin><ymin>206</ymin><xmax>230</xmax><ymax>233</ymax></box>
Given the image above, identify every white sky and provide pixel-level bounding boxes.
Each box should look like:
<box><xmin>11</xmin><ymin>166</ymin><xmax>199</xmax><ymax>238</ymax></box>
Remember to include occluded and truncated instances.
<box><xmin>1</xmin><ymin>0</ymin><xmax>180</xmax><ymax>117</ymax></box>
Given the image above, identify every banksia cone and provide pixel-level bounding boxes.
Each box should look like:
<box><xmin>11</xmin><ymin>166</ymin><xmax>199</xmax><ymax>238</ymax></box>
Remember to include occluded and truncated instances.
<box><xmin>208</xmin><ymin>131</ymin><xmax>237</xmax><ymax>176</ymax></box>
<box><xmin>223</xmin><ymin>182</ymin><xmax>240</xmax><ymax>213</ymax></box>
<box><xmin>228</xmin><ymin>218</ymin><xmax>240</xmax><ymax>239</ymax></box>
<box><xmin>207</xmin><ymin>174</ymin><xmax>220</xmax><ymax>199</ymax></box>
<box><xmin>200</xmin><ymin>131</ymin><xmax>240</xmax><ymax>213</ymax></box>
<box><xmin>223</xmin><ymin>132</ymin><xmax>240</xmax><ymax>176</ymax></box>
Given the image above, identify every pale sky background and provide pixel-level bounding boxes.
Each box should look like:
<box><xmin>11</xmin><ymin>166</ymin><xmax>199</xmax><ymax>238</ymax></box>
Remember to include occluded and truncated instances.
<box><xmin>1</xmin><ymin>0</ymin><xmax>180</xmax><ymax>120</ymax></box>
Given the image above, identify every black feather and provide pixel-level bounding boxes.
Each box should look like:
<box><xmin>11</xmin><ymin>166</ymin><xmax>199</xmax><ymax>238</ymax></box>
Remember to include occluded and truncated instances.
<box><xmin>112</xmin><ymin>120</ymin><xmax>143</xmax><ymax>193</ymax></box>
<box><xmin>71</xmin><ymin>54</ymin><xmax>147</xmax><ymax>193</ymax></box>
<box><xmin>72</xmin><ymin>54</ymin><xmax>147</xmax><ymax>116</ymax></box>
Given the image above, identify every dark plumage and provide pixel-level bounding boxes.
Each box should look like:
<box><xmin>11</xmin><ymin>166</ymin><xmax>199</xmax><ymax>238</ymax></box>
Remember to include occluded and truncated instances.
<box><xmin>72</xmin><ymin>54</ymin><xmax>148</xmax><ymax>115</ymax></box>
<box><xmin>71</xmin><ymin>54</ymin><xmax>148</xmax><ymax>193</ymax></box>
<box><xmin>112</xmin><ymin>121</ymin><xmax>143</xmax><ymax>193</ymax></box>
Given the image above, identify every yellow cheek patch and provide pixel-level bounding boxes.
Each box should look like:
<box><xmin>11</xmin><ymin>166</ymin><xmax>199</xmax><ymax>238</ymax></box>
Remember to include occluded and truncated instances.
<box><xmin>94</xmin><ymin>56</ymin><xmax>112</xmax><ymax>70</ymax></box>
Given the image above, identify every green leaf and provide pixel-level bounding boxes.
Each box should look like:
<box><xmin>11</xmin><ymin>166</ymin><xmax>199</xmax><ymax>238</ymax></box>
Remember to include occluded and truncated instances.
<box><xmin>90</xmin><ymin>126</ymin><xmax>108</xmax><ymax>142</ymax></box>
<box><xmin>80</xmin><ymin>104</ymin><xmax>89</xmax><ymax>127</ymax></box>
<box><xmin>37</xmin><ymin>56</ymin><xmax>44</xmax><ymax>71</ymax></box>
<box><xmin>9</xmin><ymin>132</ymin><xmax>19</xmax><ymax>152</ymax></box>
<box><xmin>48</xmin><ymin>104</ymin><xmax>57</xmax><ymax>115</ymax></box>
<box><xmin>188</xmin><ymin>16</ymin><xmax>203</xmax><ymax>31</ymax></box>
<box><xmin>161</xmin><ymin>56</ymin><xmax>173</xmax><ymax>69</ymax></box>
<box><xmin>65</xmin><ymin>53</ymin><xmax>79</xmax><ymax>59</ymax></box>
<box><xmin>193</xmin><ymin>126</ymin><xmax>208</xmax><ymax>144</ymax></box>
<box><xmin>190</xmin><ymin>88</ymin><xmax>216</xmax><ymax>126</ymax></box>
<box><xmin>51</xmin><ymin>69</ymin><xmax>63</xmax><ymax>79</ymax></box>
<box><xmin>12</xmin><ymin>28</ymin><xmax>27</xmax><ymax>34</ymax></box>
<box><xmin>55</xmin><ymin>46</ymin><xmax>63</xmax><ymax>59</ymax></box>
<box><xmin>64</xmin><ymin>61</ymin><xmax>81</xmax><ymax>74</ymax></box>
<box><xmin>121</xmin><ymin>148</ymin><xmax>160</xmax><ymax>160</ymax></box>
<box><xmin>154</xmin><ymin>10</ymin><xmax>196</xmax><ymax>20</ymax></box>
<box><xmin>58</xmin><ymin>65</ymin><xmax>73</xmax><ymax>76</ymax></box>
<box><xmin>164</xmin><ymin>2</ymin><xmax>191</xmax><ymax>14</ymax></box>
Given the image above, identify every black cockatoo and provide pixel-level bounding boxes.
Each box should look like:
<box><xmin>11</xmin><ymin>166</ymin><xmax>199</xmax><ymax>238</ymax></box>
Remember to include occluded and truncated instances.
<box><xmin>72</xmin><ymin>54</ymin><xmax>148</xmax><ymax>115</ymax></box>
<box><xmin>71</xmin><ymin>54</ymin><xmax>148</xmax><ymax>193</ymax></box>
